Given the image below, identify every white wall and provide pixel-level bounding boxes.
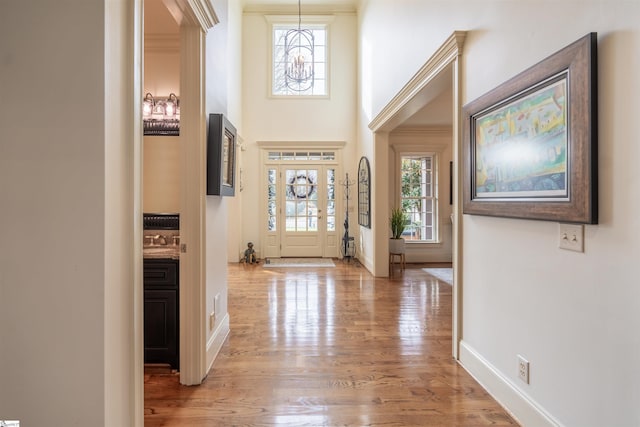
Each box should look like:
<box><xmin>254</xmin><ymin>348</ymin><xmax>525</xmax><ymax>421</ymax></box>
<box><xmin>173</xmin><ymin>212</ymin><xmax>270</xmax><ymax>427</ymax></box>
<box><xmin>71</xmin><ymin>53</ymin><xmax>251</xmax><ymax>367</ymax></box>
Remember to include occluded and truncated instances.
<box><xmin>143</xmin><ymin>136</ymin><xmax>180</xmax><ymax>212</ymax></box>
<box><xmin>143</xmin><ymin>45</ymin><xmax>181</xmax><ymax>214</ymax></box>
<box><xmin>358</xmin><ymin>1</ymin><xmax>640</xmax><ymax>425</ymax></box>
<box><xmin>0</xmin><ymin>0</ymin><xmax>135</xmax><ymax>425</ymax></box>
<box><xmin>144</xmin><ymin>51</ymin><xmax>180</xmax><ymax>97</ymax></box>
<box><xmin>226</xmin><ymin>0</ymin><xmax>244</xmax><ymax>263</ymax></box>
<box><xmin>241</xmin><ymin>7</ymin><xmax>358</xmax><ymax>257</ymax></box>
<box><xmin>204</xmin><ymin>0</ymin><xmax>237</xmax><ymax>369</ymax></box>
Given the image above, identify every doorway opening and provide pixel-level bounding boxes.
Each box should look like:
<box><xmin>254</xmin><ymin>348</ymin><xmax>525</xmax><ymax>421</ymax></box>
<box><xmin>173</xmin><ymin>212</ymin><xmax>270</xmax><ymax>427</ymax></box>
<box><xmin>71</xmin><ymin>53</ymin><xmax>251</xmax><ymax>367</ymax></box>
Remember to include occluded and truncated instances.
<box><xmin>368</xmin><ymin>31</ymin><xmax>466</xmax><ymax>358</ymax></box>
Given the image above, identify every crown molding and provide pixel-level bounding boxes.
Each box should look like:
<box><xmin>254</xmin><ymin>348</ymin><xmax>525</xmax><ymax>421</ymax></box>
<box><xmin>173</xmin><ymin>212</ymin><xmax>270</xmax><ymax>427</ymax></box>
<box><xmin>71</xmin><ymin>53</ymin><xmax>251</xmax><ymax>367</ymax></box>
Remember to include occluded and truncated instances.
<box><xmin>164</xmin><ymin>0</ymin><xmax>219</xmax><ymax>31</ymax></box>
<box><xmin>244</xmin><ymin>4</ymin><xmax>356</xmax><ymax>15</ymax></box>
<box><xmin>145</xmin><ymin>33</ymin><xmax>180</xmax><ymax>53</ymax></box>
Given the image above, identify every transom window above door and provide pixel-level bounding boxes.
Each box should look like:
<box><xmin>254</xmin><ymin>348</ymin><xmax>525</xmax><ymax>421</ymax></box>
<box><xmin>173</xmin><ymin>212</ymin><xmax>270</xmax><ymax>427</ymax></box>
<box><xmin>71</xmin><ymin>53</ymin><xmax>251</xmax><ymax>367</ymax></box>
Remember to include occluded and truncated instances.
<box><xmin>268</xmin><ymin>151</ymin><xmax>335</xmax><ymax>161</ymax></box>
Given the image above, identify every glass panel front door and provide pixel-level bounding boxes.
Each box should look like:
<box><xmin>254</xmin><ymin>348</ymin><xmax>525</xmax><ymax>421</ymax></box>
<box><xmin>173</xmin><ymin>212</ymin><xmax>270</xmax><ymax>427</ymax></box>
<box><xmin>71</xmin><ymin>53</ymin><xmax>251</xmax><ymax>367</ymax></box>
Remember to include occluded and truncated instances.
<box><xmin>281</xmin><ymin>167</ymin><xmax>323</xmax><ymax>257</ymax></box>
<box><xmin>263</xmin><ymin>163</ymin><xmax>339</xmax><ymax>259</ymax></box>
<box><xmin>285</xmin><ymin>169</ymin><xmax>319</xmax><ymax>232</ymax></box>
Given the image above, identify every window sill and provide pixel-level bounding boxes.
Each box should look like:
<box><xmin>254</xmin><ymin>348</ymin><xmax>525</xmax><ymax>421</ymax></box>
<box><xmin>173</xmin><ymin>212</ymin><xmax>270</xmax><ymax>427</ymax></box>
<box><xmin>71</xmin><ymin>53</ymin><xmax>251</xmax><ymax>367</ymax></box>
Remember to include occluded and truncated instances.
<box><xmin>406</xmin><ymin>240</ymin><xmax>442</xmax><ymax>246</ymax></box>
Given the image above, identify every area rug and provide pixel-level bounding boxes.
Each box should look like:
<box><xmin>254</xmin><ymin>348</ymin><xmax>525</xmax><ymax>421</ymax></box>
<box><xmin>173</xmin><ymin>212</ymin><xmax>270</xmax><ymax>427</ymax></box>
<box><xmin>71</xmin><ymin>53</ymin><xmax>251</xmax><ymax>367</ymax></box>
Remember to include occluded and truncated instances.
<box><xmin>263</xmin><ymin>258</ymin><xmax>335</xmax><ymax>268</ymax></box>
<box><xmin>422</xmin><ymin>268</ymin><xmax>453</xmax><ymax>285</ymax></box>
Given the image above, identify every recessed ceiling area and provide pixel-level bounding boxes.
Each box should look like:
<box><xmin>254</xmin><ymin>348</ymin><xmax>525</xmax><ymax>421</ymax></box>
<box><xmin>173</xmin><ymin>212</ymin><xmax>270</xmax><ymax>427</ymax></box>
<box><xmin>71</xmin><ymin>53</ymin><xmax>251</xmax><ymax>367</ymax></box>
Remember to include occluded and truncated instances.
<box><xmin>379</xmin><ymin>63</ymin><xmax>454</xmax><ymax>131</ymax></box>
<box><xmin>396</xmin><ymin>83</ymin><xmax>453</xmax><ymax>129</ymax></box>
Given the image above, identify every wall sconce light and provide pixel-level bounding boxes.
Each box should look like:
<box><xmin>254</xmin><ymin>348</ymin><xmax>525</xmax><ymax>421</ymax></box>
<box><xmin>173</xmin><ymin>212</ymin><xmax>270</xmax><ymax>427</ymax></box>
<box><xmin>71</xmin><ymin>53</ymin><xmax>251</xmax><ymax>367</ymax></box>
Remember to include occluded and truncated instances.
<box><xmin>143</xmin><ymin>93</ymin><xmax>155</xmax><ymax>117</ymax></box>
<box><xmin>165</xmin><ymin>93</ymin><xmax>179</xmax><ymax>117</ymax></box>
<box><xmin>143</xmin><ymin>92</ymin><xmax>180</xmax><ymax>136</ymax></box>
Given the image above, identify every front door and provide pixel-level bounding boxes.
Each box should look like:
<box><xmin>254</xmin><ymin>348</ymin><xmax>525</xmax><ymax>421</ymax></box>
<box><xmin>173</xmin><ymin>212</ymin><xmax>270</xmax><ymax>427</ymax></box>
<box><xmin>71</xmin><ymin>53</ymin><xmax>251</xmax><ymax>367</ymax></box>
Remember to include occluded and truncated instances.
<box><xmin>280</xmin><ymin>165</ymin><xmax>335</xmax><ymax>257</ymax></box>
<box><xmin>264</xmin><ymin>163</ymin><xmax>339</xmax><ymax>258</ymax></box>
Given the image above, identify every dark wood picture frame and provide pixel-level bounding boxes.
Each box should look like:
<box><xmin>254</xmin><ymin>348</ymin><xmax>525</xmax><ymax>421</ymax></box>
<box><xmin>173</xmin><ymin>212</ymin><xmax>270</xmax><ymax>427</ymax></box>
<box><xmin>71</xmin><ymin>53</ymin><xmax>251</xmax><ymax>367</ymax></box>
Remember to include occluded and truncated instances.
<box><xmin>358</xmin><ymin>156</ymin><xmax>371</xmax><ymax>228</ymax></box>
<box><xmin>462</xmin><ymin>33</ymin><xmax>598</xmax><ymax>224</ymax></box>
<box><xmin>449</xmin><ymin>161</ymin><xmax>453</xmax><ymax>205</ymax></box>
<box><xmin>207</xmin><ymin>113</ymin><xmax>237</xmax><ymax>197</ymax></box>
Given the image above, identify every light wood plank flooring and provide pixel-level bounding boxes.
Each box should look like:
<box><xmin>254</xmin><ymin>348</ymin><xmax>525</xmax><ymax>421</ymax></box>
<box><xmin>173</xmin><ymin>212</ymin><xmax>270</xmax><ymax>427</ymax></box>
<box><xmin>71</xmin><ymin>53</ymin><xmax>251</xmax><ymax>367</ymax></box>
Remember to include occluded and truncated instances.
<box><xmin>144</xmin><ymin>260</ymin><xmax>518</xmax><ymax>426</ymax></box>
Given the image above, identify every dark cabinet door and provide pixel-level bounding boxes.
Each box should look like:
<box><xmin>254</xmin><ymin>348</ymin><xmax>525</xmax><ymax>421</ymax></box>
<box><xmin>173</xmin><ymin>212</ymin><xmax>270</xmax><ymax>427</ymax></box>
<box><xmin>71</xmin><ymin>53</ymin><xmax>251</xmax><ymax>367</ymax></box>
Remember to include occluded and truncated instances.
<box><xmin>144</xmin><ymin>289</ymin><xmax>178</xmax><ymax>369</ymax></box>
<box><xmin>144</xmin><ymin>260</ymin><xmax>178</xmax><ymax>286</ymax></box>
<box><xmin>144</xmin><ymin>259</ymin><xmax>179</xmax><ymax>369</ymax></box>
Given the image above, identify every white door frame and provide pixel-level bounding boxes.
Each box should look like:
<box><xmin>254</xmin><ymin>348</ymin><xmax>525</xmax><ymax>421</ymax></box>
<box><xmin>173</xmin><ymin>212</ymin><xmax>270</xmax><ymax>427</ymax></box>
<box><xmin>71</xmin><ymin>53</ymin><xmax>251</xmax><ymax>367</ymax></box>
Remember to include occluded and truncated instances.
<box><xmin>162</xmin><ymin>0</ymin><xmax>218</xmax><ymax>386</ymax></box>
<box><xmin>367</xmin><ymin>31</ymin><xmax>466</xmax><ymax>359</ymax></box>
<box><xmin>258</xmin><ymin>141</ymin><xmax>345</xmax><ymax>259</ymax></box>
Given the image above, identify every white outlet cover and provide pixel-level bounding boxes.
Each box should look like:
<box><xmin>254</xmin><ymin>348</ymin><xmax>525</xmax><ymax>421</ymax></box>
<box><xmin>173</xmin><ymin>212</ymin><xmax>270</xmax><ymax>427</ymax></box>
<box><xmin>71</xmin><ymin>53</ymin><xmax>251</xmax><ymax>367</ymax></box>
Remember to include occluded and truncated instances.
<box><xmin>518</xmin><ymin>354</ymin><xmax>530</xmax><ymax>384</ymax></box>
<box><xmin>558</xmin><ymin>223</ymin><xmax>584</xmax><ymax>253</ymax></box>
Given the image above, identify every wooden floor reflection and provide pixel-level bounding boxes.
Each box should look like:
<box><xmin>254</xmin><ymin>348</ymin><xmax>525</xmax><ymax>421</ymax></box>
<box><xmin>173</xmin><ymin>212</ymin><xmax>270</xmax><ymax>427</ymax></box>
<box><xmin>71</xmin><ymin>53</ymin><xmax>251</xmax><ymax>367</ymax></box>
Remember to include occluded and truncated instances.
<box><xmin>144</xmin><ymin>261</ymin><xmax>518</xmax><ymax>426</ymax></box>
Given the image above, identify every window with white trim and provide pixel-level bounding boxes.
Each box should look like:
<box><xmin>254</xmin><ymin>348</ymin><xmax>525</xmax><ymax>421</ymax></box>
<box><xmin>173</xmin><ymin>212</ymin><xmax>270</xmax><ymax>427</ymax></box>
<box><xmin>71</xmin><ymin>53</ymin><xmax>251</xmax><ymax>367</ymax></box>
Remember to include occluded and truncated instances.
<box><xmin>272</xmin><ymin>23</ymin><xmax>327</xmax><ymax>96</ymax></box>
<box><xmin>400</xmin><ymin>154</ymin><xmax>438</xmax><ymax>242</ymax></box>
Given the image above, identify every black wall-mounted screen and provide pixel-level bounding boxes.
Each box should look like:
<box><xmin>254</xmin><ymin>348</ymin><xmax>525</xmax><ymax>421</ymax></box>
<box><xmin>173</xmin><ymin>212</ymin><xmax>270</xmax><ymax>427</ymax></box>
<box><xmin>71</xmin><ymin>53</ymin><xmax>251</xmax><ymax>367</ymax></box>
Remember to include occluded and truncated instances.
<box><xmin>207</xmin><ymin>113</ymin><xmax>237</xmax><ymax>197</ymax></box>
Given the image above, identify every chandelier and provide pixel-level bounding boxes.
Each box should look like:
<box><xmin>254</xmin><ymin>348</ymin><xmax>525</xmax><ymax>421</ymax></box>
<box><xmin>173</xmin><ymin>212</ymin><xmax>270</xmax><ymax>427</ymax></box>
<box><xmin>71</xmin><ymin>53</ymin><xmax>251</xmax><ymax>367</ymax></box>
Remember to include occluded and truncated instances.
<box><xmin>284</xmin><ymin>0</ymin><xmax>314</xmax><ymax>91</ymax></box>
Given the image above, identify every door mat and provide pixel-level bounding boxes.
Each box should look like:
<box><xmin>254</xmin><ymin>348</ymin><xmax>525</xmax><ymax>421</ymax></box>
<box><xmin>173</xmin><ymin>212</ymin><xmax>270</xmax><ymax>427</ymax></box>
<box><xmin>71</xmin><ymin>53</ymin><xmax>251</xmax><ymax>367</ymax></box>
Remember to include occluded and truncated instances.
<box><xmin>263</xmin><ymin>258</ymin><xmax>335</xmax><ymax>268</ymax></box>
<box><xmin>422</xmin><ymin>268</ymin><xmax>453</xmax><ymax>285</ymax></box>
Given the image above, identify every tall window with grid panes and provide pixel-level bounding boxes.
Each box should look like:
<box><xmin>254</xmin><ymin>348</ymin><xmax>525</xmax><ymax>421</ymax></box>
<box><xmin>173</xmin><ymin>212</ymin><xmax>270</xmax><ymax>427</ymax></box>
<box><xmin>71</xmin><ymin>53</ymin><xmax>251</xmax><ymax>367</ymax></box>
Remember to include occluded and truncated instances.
<box><xmin>272</xmin><ymin>24</ymin><xmax>327</xmax><ymax>96</ymax></box>
<box><xmin>400</xmin><ymin>155</ymin><xmax>438</xmax><ymax>242</ymax></box>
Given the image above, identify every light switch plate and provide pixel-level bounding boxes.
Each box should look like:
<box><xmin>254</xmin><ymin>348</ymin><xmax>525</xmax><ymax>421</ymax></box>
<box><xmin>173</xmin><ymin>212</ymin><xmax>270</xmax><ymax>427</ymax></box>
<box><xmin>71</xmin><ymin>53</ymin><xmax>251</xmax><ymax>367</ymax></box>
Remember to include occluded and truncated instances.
<box><xmin>559</xmin><ymin>223</ymin><xmax>584</xmax><ymax>252</ymax></box>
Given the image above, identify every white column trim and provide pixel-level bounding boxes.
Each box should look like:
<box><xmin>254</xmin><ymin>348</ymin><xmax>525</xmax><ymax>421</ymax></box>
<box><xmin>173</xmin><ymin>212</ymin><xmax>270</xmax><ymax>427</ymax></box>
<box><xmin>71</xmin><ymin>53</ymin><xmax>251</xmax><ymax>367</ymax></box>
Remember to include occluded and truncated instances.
<box><xmin>179</xmin><ymin>23</ymin><xmax>207</xmax><ymax>386</ymax></box>
<box><xmin>451</xmin><ymin>55</ymin><xmax>463</xmax><ymax>360</ymax></box>
<box><xmin>106</xmin><ymin>0</ymin><xmax>143</xmax><ymax>425</ymax></box>
<box><xmin>172</xmin><ymin>0</ymin><xmax>217</xmax><ymax>387</ymax></box>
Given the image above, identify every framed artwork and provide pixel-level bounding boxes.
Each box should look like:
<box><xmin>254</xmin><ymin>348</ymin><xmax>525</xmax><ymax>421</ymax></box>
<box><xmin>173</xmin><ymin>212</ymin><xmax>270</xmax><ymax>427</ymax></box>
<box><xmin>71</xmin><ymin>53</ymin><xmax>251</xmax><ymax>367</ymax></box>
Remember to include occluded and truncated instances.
<box><xmin>358</xmin><ymin>156</ymin><xmax>371</xmax><ymax>228</ymax></box>
<box><xmin>206</xmin><ymin>113</ymin><xmax>237</xmax><ymax>197</ymax></box>
<box><xmin>462</xmin><ymin>33</ymin><xmax>598</xmax><ymax>224</ymax></box>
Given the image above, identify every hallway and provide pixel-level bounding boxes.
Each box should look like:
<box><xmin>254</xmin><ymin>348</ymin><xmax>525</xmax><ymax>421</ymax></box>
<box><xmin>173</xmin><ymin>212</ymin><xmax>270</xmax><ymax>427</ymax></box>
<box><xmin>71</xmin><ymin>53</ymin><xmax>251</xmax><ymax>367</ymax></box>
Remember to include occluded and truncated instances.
<box><xmin>144</xmin><ymin>261</ymin><xmax>517</xmax><ymax>426</ymax></box>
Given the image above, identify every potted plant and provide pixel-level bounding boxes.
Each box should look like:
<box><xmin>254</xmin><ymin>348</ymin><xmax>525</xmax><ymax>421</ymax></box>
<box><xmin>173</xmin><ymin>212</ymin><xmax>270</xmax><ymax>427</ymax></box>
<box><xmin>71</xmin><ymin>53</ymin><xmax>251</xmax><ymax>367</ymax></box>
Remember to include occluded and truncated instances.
<box><xmin>389</xmin><ymin>207</ymin><xmax>407</xmax><ymax>254</ymax></box>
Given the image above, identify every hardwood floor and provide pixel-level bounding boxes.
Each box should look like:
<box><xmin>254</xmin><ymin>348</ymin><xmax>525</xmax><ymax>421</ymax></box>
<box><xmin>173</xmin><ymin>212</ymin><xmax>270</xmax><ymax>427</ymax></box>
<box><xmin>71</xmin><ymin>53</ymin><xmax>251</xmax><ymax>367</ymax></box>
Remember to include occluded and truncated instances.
<box><xmin>144</xmin><ymin>260</ymin><xmax>518</xmax><ymax>426</ymax></box>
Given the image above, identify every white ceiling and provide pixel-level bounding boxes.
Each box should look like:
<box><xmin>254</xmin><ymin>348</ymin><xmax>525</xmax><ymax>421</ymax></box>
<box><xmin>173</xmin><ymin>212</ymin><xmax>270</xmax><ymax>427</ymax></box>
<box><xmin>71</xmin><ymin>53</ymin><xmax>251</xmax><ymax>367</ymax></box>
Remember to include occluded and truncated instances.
<box><xmin>144</xmin><ymin>0</ymin><xmax>179</xmax><ymax>34</ymax></box>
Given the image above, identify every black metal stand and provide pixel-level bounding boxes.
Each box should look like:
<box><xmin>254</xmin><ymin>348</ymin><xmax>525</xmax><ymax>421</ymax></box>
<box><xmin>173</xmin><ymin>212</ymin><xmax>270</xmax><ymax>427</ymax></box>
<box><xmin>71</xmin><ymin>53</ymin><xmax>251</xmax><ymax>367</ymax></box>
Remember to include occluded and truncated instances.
<box><xmin>340</xmin><ymin>173</ymin><xmax>356</xmax><ymax>261</ymax></box>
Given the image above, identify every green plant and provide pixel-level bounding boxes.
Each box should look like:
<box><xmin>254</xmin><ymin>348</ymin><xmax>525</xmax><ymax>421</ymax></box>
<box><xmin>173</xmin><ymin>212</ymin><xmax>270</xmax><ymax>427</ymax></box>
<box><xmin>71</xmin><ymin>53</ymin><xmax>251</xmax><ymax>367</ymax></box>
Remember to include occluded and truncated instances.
<box><xmin>390</xmin><ymin>207</ymin><xmax>408</xmax><ymax>239</ymax></box>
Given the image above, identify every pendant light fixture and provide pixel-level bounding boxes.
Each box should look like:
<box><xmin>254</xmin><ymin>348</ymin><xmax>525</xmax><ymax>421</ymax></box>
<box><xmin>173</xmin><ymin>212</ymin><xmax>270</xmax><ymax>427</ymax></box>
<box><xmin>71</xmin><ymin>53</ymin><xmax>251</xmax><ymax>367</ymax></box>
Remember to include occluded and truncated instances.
<box><xmin>284</xmin><ymin>0</ymin><xmax>314</xmax><ymax>92</ymax></box>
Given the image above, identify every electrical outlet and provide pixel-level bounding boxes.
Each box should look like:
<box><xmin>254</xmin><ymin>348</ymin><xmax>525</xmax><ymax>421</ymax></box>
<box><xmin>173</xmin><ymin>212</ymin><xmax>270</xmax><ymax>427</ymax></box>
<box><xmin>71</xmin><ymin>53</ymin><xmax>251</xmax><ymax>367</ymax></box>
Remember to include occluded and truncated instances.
<box><xmin>518</xmin><ymin>355</ymin><xmax>530</xmax><ymax>384</ymax></box>
<box><xmin>559</xmin><ymin>223</ymin><xmax>584</xmax><ymax>252</ymax></box>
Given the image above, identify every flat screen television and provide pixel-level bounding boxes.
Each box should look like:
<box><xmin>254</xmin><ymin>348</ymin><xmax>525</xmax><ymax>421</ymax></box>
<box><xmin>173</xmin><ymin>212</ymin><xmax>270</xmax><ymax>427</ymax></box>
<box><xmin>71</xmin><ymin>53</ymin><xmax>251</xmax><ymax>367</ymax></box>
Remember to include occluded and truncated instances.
<box><xmin>206</xmin><ymin>113</ymin><xmax>237</xmax><ymax>197</ymax></box>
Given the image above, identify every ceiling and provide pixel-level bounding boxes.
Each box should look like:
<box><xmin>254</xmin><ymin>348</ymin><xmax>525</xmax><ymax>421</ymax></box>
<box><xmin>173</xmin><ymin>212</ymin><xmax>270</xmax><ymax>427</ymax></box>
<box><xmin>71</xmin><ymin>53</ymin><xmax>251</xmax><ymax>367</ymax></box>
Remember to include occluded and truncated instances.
<box><xmin>144</xmin><ymin>0</ymin><xmax>452</xmax><ymax>128</ymax></box>
<box><xmin>145</xmin><ymin>0</ymin><xmax>179</xmax><ymax>35</ymax></box>
<box><xmin>242</xmin><ymin>0</ymin><xmax>359</xmax><ymax>6</ymax></box>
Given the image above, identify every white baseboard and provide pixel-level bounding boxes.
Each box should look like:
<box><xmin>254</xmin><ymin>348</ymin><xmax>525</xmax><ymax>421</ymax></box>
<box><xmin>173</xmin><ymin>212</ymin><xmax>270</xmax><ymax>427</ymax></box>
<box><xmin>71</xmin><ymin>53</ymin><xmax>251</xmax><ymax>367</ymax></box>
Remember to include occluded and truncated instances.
<box><xmin>206</xmin><ymin>313</ymin><xmax>230</xmax><ymax>374</ymax></box>
<box><xmin>358</xmin><ymin>253</ymin><xmax>374</xmax><ymax>274</ymax></box>
<box><xmin>459</xmin><ymin>340</ymin><xmax>563</xmax><ymax>427</ymax></box>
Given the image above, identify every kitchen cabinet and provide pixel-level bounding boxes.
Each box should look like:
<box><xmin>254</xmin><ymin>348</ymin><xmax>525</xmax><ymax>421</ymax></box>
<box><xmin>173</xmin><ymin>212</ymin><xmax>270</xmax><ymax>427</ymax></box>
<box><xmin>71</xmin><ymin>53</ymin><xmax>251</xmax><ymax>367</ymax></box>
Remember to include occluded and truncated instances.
<box><xmin>144</xmin><ymin>259</ymin><xmax>179</xmax><ymax>369</ymax></box>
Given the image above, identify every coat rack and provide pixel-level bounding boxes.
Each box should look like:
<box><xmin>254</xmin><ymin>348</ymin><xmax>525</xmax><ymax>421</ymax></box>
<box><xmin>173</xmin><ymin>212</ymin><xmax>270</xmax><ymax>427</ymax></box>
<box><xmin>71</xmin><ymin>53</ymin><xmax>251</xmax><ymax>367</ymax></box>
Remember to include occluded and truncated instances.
<box><xmin>340</xmin><ymin>173</ymin><xmax>356</xmax><ymax>260</ymax></box>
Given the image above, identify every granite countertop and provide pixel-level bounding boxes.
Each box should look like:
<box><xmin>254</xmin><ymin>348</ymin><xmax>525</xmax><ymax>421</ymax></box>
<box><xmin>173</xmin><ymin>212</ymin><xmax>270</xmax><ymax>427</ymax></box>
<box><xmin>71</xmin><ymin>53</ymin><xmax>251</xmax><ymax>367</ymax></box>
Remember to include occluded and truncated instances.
<box><xmin>143</xmin><ymin>245</ymin><xmax>180</xmax><ymax>260</ymax></box>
